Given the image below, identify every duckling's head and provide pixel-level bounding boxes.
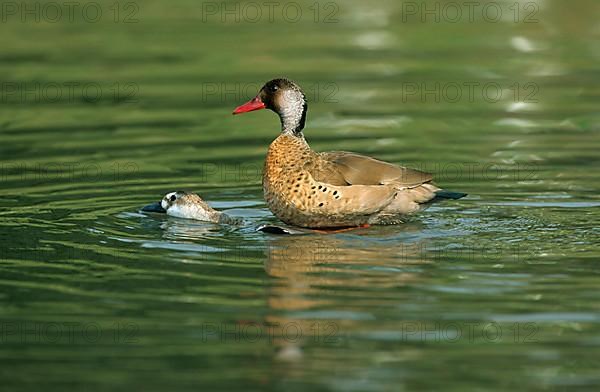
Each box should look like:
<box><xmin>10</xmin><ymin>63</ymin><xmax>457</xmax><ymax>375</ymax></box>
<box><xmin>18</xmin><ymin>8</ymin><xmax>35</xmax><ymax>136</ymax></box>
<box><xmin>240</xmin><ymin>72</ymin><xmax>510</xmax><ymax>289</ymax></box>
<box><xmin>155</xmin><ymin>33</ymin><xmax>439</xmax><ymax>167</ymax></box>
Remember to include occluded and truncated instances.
<box><xmin>161</xmin><ymin>190</ymin><xmax>186</xmax><ymax>212</ymax></box>
<box><xmin>161</xmin><ymin>191</ymin><xmax>217</xmax><ymax>221</ymax></box>
<box><xmin>233</xmin><ymin>78</ymin><xmax>307</xmax><ymax>135</ymax></box>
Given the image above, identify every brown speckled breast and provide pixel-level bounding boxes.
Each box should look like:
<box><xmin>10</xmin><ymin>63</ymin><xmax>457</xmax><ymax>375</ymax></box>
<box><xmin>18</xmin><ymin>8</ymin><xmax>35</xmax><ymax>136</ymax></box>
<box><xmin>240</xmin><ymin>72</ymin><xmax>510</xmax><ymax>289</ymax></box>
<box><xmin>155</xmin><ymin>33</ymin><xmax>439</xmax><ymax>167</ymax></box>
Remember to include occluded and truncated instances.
<box><xmin>263</xmin><ymin>134</ymin><xmax>368</xmax><ymax>228</ymax></box>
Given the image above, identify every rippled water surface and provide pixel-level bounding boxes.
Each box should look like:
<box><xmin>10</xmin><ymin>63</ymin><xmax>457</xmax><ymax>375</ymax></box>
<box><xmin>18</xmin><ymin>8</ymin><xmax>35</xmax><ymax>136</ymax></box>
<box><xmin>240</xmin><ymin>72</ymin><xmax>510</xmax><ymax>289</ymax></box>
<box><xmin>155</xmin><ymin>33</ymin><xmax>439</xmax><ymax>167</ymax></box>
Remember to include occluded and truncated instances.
<box><xmin>1</xmin><ymin>0</ymin><xmax>600</xmax><ymax>390</ymax></box>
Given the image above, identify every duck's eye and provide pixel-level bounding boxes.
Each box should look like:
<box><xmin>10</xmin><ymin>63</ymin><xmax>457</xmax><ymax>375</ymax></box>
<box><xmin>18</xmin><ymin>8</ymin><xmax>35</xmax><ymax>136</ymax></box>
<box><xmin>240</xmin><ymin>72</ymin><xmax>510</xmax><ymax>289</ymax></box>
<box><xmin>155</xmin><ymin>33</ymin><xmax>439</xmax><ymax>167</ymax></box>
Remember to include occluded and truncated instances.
<box><xmin>170</xmin><ymin>195</ymin><xmax>177</xmax><ymax>202</ymax></box>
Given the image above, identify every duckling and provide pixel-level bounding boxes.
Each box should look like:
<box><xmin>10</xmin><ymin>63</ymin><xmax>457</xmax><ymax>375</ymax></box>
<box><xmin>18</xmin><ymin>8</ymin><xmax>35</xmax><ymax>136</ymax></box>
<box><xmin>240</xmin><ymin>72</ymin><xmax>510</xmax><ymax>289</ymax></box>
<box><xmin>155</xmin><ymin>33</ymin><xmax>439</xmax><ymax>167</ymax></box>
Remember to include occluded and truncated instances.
<box><xmin>160</xmin><ymin>191</ymin><xmax>241</xmax><ymax>225</ymax></box>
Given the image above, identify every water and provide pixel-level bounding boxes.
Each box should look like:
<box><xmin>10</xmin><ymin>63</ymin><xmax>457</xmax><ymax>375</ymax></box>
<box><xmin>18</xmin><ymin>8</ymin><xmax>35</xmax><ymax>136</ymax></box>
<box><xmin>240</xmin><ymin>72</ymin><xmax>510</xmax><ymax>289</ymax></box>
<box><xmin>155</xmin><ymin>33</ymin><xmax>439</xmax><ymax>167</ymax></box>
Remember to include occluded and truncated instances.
<box><xmin>1</xmin><ymin>0</ymin><xmax>600</xmax><ymax>390</ymax></box>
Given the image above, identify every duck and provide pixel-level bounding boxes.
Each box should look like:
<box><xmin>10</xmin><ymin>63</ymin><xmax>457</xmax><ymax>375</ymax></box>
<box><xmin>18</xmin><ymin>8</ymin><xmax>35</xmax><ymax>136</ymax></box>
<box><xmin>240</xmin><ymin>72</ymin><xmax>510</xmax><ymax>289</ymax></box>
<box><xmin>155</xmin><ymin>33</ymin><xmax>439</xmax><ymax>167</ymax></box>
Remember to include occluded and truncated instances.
<box><xmin>158</xmin><ymin>191</ymin><xmax>241</xmax><ymax>225</ymax></box>
<box><xmin>233</xmin><ymin>78</ymin><xmax>466</xmax><ymax>229</ymax></box>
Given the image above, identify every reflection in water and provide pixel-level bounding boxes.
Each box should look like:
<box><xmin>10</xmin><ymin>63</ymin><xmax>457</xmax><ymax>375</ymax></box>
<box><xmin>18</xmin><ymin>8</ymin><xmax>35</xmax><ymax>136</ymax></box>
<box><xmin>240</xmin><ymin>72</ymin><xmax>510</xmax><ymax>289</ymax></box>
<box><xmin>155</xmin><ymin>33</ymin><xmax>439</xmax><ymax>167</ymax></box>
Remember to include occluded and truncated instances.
<box><xmin>262</xmin><ymin>229</ymin><xmax>433</xmax><ymax>363</ymax></box>
<box><xmin>160</xmin><ymin>218</ymin><xmax>221</xmax><ymax>240</ymax></box>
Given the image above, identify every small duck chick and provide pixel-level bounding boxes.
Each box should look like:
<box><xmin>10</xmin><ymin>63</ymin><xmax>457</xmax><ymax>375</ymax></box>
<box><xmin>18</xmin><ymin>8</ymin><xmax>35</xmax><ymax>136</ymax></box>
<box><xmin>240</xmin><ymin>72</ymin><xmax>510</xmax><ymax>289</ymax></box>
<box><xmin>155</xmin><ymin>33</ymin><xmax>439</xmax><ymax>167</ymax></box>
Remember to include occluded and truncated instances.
<box><xmin>161</xmin><ymin>191</ymin><xmax>240</xmax><ymax>225</ymax></box>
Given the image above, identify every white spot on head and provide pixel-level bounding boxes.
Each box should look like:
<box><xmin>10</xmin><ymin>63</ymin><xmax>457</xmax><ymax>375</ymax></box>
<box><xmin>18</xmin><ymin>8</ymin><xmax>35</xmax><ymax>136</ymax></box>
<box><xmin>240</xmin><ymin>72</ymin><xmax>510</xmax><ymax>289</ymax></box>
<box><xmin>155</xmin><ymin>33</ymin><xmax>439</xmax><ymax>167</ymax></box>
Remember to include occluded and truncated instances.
<box><xmin>162</xmin><ymin>191</ymin><xmax>178</xmax><ymax>210</ymax></box>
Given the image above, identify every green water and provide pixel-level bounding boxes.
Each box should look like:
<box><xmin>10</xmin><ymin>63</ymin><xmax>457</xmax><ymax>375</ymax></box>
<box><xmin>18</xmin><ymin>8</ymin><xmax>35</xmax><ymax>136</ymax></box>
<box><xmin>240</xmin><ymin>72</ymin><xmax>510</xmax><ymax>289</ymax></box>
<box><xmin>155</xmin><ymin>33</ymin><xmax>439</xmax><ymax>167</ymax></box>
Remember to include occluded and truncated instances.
<box><xmin>1</xmin><ymin>0</ymin><xmax>600</xmax><ymax>390</ymax></box>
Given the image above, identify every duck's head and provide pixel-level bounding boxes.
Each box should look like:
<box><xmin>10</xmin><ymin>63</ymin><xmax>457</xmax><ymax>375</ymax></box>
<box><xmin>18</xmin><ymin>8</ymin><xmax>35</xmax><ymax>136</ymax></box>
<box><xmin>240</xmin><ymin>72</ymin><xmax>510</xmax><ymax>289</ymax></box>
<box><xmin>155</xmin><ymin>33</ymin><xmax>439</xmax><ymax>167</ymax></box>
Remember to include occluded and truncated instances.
<box><xmin>161</xmin><ymin>191</ymin><xmax>218</xmax><ymax>221</ymax></box>
<box><xmin>161</xmin><ymin>191</ymin><xmax>187</xmax><ymax>212</ymax></box>
<box><xmin>233</xmin><ymin>78</ymin><xmax>307</xmax><ymax>135</ymax></box>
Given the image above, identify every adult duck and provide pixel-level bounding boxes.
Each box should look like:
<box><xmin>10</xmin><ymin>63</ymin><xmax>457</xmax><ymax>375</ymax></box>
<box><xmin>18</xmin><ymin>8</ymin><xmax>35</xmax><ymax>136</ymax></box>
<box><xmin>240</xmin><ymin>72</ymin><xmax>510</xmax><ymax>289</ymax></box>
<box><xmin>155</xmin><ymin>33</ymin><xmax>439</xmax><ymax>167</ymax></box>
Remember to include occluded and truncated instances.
<box><xmin>233</xmin><ymin>78</ymin><xmax>466</xmax><ymax>228</ymax></box>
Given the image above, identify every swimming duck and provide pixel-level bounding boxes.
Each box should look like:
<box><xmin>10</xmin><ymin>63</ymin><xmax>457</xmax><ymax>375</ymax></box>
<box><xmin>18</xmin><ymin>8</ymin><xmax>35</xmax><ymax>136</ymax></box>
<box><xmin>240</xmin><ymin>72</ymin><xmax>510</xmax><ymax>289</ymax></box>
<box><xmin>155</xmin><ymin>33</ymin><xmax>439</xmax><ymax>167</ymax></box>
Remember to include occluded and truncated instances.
<box><xmin>233</xmin><ymin>78</ymin><xmax>466</xmax><ymax>228</ymax></box>
<box><xmin>159</xmin><ymin>191</ymin><xmax>241</xmax><ymax>225</ymax></box>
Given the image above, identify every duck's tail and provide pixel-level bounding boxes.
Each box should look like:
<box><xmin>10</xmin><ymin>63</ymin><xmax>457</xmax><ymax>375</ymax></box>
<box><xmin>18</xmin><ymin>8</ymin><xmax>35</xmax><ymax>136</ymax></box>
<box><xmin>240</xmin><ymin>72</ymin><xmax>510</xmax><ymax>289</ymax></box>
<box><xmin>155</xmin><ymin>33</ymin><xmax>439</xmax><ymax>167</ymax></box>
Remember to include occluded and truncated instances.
<box><xmin>433</xmin><ymin>190</ymin><xmax>468</xmax><ymax>200</ymax></box>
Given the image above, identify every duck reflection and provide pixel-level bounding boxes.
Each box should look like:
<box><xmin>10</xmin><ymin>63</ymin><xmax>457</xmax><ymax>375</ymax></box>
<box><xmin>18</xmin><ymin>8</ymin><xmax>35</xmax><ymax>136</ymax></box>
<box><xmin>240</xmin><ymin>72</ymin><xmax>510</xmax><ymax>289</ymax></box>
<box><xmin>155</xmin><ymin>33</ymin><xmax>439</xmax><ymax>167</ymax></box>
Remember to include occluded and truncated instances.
<box><xmin>261</xmin><ymin>224</ymin><xmax>433</xmax><ymax>362</ymax></box>
<box><xmin>159</xmin><ymin>219</ymin><xmax>238</xmax><ymax>241</ymax></box>
<box><xmin>265</xmin><ymin>224</ymin><xmax>431</xmax><ymax>290</ymax></box>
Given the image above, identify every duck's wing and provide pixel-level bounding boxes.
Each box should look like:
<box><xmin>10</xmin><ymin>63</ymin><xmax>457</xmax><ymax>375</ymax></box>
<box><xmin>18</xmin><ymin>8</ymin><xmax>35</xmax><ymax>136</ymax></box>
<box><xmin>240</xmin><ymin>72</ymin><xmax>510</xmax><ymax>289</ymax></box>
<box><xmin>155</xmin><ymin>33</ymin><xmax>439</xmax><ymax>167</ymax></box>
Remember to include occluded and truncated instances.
<box><xmin>323</xmin><ymin>184</ymin><xmax>398</xmax><ymax>215</ymax></box>
<box><xmin>315</xmin><ymin>151</ymin><xmax>433</xmax><ymax>187</ymax></box>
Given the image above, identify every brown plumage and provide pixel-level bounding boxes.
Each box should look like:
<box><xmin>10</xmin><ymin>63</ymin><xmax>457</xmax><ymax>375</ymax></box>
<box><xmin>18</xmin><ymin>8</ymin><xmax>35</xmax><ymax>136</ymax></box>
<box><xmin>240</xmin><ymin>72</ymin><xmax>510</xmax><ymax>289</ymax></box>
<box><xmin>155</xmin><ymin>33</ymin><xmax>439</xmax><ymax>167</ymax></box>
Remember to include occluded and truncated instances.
<box><xmin>234</xmin><ymin>78</ymin><xmax>466</xmax><ymax>228</ymax></box>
